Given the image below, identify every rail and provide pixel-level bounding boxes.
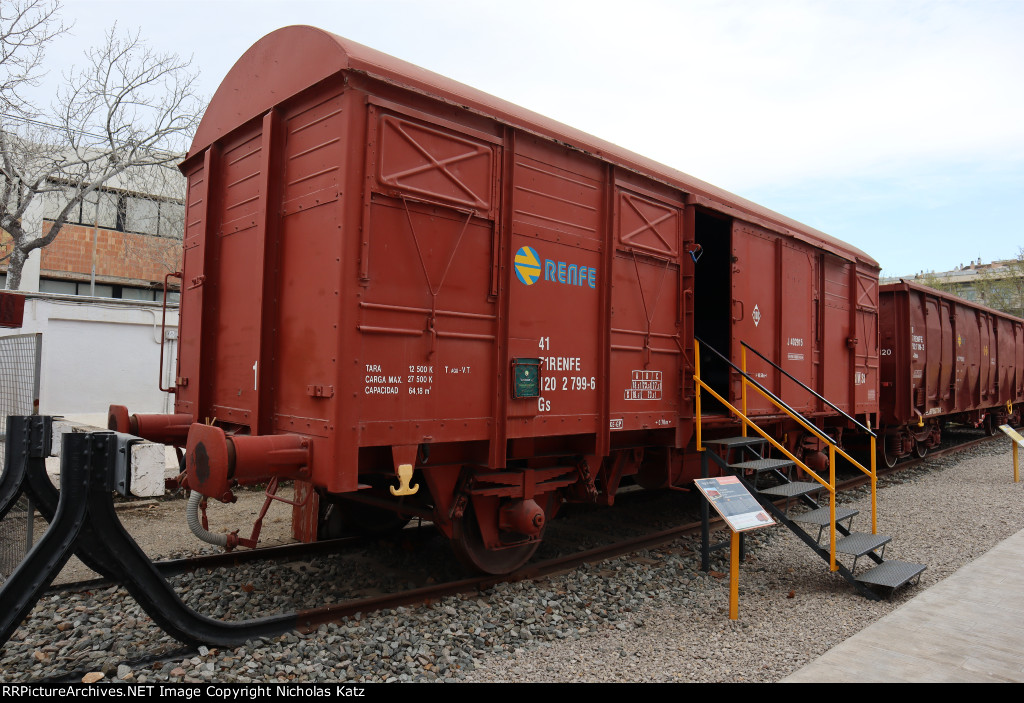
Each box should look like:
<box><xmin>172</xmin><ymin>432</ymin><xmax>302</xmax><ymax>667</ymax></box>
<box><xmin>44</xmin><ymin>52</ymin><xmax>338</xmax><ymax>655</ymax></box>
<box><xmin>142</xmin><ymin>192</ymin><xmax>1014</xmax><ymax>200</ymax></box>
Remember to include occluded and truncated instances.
<box><xmin>740</xmin><ymin>341</ymin><xmax>876</xmax><ymax>437</ymax></box>
<box><xmin>693</xmin><ymin>338</ymin><xmax>878</xmax><ymax>572</ymax></box>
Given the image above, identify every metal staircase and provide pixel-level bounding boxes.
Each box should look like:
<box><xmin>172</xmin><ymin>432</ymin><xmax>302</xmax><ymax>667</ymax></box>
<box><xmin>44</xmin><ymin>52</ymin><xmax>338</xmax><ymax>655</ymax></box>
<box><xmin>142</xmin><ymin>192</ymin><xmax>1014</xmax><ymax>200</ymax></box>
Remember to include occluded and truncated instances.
<box><xmin>693</xmin><ymin>339</ymin><xmax>926</xmax><ymax>598</ymax></box>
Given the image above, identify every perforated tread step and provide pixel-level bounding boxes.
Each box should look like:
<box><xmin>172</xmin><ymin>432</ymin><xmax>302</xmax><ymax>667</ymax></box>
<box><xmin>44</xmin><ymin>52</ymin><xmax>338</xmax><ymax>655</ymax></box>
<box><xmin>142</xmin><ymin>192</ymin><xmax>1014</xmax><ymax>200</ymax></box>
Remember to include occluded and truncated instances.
<box><xmin>792</xmin><ymin>506</ymin><xmax>858</xmax><ymax>526</ymax></box>
<box><xmin>835</xmin><ymin>532</ymin><xmax>891</xmax><ymax>557</ymax></box>
<box><xmin>702</xmin><ymin>436</ymin><xmax>767</xmax><ymax>450</ymax></box>
<box><xmin>757</xmin><ymin>481</ymin><xmax>821</xmax><ymax>498</ymax></box>
<box><xmin>730</xmin><ymin>458</ymin><xmax>795</xmax><ymax>472</ymax></box>
<box><xmin>856</xmin><ymin>560</ymin><xmax>927</xmax><ymax>589</ymax></box>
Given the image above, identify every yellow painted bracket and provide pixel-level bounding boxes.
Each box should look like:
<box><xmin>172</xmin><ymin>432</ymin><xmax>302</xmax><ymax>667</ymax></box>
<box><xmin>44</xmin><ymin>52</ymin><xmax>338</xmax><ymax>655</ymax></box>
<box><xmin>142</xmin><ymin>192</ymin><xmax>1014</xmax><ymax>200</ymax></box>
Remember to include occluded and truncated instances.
<box><xmin>390</xmin><ymin>463</ymin><xmax>419</xmax><ymax>496</ymax></box>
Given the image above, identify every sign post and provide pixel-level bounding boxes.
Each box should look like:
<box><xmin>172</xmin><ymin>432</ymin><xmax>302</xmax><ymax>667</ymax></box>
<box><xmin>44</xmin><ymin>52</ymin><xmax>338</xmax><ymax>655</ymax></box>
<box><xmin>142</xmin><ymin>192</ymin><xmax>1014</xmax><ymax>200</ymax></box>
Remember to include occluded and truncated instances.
<box><xmin>998</xmin><ymin>425</ymin><xmax>1023</xmax><ymax>483</ymax></box>
<box><xmin>694</xmin><ymin>475</ymin><xmax>775</xmax><ymax>620</ymax></box>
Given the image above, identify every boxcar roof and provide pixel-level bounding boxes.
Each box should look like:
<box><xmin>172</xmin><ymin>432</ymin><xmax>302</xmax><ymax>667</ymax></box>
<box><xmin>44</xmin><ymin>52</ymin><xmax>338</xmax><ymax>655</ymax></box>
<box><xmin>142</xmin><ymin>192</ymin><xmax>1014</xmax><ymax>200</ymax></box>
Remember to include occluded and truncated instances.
<box><xmin>187</xmin><ymin>25</ymin><xmax>877</xmax><ymax>268</ymax></box>
<box><xmin>881</xmin><ymin>280</ymin><xmax>1024</xmax><ymax>324</ymax></box>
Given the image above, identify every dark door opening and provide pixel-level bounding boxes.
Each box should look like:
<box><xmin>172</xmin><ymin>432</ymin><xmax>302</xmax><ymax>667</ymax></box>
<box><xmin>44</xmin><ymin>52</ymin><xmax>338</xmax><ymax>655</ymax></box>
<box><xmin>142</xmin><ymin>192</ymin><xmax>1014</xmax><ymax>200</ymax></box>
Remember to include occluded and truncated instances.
<box><xmin>693</xmin><ymin>209</ymin><xmax>732</xmax><ymax>414</ymax></box>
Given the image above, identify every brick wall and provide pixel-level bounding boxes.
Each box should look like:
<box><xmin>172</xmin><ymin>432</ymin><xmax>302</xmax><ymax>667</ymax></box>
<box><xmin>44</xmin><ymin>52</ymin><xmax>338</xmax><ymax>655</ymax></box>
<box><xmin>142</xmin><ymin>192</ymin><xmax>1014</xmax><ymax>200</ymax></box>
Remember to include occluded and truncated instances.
<box><xmin>2</xmin><ymin>223</ymin><xmax>182</xmax><ymax>285</ymax></box>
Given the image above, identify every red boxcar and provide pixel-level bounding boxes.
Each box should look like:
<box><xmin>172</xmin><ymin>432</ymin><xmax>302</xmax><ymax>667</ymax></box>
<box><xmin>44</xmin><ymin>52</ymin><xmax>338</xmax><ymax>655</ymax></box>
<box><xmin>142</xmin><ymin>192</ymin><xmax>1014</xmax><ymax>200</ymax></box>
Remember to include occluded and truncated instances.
<box><xmin>113</xmin><ymin>26</ymin><xmax>881</xmax><ymax>572</ymax></box>
<box><xmin>878</xmin><ymin>280</ymin><xmax>1024</xmax><ymax>465</ymax></box>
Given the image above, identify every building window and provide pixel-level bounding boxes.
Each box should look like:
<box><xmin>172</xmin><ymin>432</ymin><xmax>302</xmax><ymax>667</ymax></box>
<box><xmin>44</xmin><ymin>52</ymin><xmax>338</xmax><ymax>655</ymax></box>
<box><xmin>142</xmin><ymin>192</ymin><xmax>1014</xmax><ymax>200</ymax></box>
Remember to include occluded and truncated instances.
<box><xmin>42</xmin><ymin>181</ymin><xmax>184</xmax><ymax>238</ymax></box>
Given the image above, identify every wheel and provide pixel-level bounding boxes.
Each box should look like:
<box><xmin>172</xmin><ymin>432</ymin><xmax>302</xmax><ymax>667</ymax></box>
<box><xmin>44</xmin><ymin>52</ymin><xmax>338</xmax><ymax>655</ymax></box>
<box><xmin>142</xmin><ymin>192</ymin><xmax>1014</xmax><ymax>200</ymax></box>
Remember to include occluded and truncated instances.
<box><xmin>913</xmin><ymin>441</ymin><xmax>928</xmax><ymax>459</ymax></box>
<box><xmin>451</xmin><ymin>500</ymin><xmax>541</xmax><ymax>575</ymax></box>
<box><xmin>984</xmin><ymin>413</ymin><xmax>996</xmax><ymax>436</ymax></box>
<box><xmin>881</xmin><ymin>436</ymin><xmax>899</xmax><ymax>469</ymax></box>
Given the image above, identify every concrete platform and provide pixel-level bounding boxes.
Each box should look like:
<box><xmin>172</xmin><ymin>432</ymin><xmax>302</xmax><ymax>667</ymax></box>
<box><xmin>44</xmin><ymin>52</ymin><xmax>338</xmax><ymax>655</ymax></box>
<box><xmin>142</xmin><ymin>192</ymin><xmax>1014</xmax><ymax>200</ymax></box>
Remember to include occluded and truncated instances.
<box><xmin>784</xmin><ymin>527</ymin><xmax>1024</xmax><ymax>682</ymax></box>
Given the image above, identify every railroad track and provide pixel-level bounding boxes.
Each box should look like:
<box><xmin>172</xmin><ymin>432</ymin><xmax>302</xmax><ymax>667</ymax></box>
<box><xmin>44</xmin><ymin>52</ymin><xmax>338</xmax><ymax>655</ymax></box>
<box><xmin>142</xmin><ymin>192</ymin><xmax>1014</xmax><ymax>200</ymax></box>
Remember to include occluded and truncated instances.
<box><xmin>5</xmin><ymin>427</ymin><xmax>1003</xmax><ymax>683</ymax></box>
<box><xmin>39</xmin><ymin>429</ymin><xmax>997</xmax><ymax>603</ymax></box>
<box><xmin>18</xmin><ymin>423</ymin><xmax>1007</xmax><ymax>683</ymax></box>
<box><xmin>46</xmin><ymin>428</ymin><xmax>998</xmax><ymax>595</ymax></box>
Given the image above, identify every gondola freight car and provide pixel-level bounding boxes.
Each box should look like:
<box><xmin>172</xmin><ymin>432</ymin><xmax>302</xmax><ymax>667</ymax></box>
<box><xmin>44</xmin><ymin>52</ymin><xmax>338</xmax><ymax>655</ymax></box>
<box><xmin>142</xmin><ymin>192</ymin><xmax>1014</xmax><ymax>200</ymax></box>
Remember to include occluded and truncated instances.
<box><xmin>877</xmin><ymin>280</ymin><xmax>1024</xmax><ymax>465</ymax></box>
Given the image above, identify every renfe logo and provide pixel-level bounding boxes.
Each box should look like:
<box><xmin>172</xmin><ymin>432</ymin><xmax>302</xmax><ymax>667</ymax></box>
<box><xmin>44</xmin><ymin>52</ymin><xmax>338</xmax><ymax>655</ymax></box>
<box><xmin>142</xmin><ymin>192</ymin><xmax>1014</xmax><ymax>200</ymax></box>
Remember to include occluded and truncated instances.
<box><xmin>514</xmin><ymin>246</ymin><xmax>596</xmax><ymax>289</ymax></box>
<box><xmin>514</xmin><ymin>246</ymin><xmax>541</xmax><ymax>285</ymax></box>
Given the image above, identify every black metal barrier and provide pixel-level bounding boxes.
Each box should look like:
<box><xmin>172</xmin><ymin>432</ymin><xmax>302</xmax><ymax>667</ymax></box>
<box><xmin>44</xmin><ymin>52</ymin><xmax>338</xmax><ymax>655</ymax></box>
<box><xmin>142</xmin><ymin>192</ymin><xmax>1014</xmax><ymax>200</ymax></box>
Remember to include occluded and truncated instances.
<box><xmin>0</xmin><ymin>416</ymin><xmax>300</xmax><ymax>648</ymax></box>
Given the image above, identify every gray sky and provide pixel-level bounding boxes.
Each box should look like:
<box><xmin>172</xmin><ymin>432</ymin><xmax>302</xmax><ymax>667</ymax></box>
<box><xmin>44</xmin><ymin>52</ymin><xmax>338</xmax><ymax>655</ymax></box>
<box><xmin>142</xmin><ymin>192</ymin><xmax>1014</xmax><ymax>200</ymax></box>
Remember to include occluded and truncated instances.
<box><xmin>31</xmin><ymin>0</ymin><xmax>1024</xmax><ymax>277</ymax></box>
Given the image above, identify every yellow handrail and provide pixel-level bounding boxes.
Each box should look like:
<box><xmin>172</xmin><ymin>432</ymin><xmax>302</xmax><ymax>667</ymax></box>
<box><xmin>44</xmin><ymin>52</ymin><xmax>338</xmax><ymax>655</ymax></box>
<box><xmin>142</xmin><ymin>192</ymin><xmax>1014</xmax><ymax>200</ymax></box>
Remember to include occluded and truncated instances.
<box><xmin>693</xmin><ymin>369</ymin><xmax>837</xmax><ymax>571</ymax></box>
<box><xmin>745</xmin><ymin>382</ymin><xmax>873</xmax><ymax>479</ymax></box>
<box><xmin>694</xmin><ymin>339</ymin><xmax>880</xmax><ymax>572</ymax></box>
<box><xmin>696</xmin><ymin>381</ymin><xmax>828</xmax><ymax>485</ymax></box>
<box><xmin>738</xmin><ymin>347</ymin><xmax>874</xmax><ymax>481</ymax></box>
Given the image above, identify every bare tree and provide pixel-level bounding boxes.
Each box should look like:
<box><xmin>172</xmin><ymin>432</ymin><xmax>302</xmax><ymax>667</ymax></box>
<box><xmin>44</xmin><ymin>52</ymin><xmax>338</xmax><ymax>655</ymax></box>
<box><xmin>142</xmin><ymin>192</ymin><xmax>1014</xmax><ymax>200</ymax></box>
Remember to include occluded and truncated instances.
<box><xmin>1</xmin><ymin>14</ymin><xmax>201</xmax><ymax>290</ymax></box>
<box><xmin>0</xmin><ymin>0</ymin><xmax>66</xmax><ymax>118</ymax></box>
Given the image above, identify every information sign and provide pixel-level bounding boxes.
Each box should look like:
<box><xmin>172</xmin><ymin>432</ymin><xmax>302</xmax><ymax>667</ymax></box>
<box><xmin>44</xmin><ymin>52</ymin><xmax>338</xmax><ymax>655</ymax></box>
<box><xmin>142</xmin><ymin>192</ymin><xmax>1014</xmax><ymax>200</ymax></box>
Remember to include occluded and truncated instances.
<box><xmin>694</xmin><ymin>476</ymin><xmax>775</xmax><ymax>532</ymax></box>
<box><xmin>999</xmin><ymin>425</ymin><xmax>1024</xmax><ymax>448</ymax></box>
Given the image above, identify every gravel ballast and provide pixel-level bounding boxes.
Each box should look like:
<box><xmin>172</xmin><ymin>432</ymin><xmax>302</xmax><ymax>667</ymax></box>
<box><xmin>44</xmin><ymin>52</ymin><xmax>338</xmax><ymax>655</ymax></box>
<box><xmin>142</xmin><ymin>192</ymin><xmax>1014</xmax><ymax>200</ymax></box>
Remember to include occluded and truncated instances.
<box><xmin>1</xmin><ymin>436</ymin><xmax>1022</xmax><ymax>683</ymax></box>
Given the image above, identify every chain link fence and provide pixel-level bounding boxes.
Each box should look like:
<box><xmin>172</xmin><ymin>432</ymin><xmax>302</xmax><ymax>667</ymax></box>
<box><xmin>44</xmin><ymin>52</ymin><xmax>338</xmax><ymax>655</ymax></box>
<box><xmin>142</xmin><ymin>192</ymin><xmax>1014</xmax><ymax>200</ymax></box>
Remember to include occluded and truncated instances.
<box><xmin>0</xmin><ymin>333</ymin><xmax>42</xmax><ymax>582</ymax></box>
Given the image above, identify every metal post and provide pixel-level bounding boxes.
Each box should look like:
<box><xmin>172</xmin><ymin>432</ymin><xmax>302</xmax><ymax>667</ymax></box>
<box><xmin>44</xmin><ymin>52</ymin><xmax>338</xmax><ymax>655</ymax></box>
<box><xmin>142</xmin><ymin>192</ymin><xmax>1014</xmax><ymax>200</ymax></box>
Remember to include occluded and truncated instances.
<box><xmin>90</xmin><ymin>198</ymin><xmax>100</xmax><ymax>297</ymax></box>
<box><xmin>729</xmin><ymin>531</ymin><xmax>739</xmax><ymax>620</ymax></box>
<box><xmin>829</xmin><ymin>444</ymin><xmax>837</xmax><ymax>572</ymax></box>
<box><xmin>870</xmin><ymin>433</ymin><xmax>877</xmax><ymax>534</ymax></box>
<box><xmin>1014</xmin><ymin>442</ymin><xmax>1019</xmax><ymax>483</ymax></box>
<box><xmin>700</xmin><ymin>451</ymin><xmax>710</xmax><ymax>572</ymax></box>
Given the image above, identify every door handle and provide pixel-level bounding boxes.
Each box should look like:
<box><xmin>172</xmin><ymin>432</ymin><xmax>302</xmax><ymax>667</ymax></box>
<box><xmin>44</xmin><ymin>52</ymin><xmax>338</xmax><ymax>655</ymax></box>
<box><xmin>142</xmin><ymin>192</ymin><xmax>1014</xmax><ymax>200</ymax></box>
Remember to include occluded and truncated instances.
<box><xmin>732</xmin><ymin>299</ymin><xmax>744</xmax><ymax>322</ymax></box>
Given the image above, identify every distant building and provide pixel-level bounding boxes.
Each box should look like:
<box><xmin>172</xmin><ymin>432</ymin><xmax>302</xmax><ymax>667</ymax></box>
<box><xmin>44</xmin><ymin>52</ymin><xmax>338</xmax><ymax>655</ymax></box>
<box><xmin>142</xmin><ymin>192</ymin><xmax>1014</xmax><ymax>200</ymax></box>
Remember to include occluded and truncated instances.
<box><xmin>1</xmin><ymin>162</ymin><xmax>184</xmax><ymax>302</ymax></box>
<box><xmin>883</xmin><ymin>257</ymin><xmax>1024</xmax><ymax>317</ymax></box>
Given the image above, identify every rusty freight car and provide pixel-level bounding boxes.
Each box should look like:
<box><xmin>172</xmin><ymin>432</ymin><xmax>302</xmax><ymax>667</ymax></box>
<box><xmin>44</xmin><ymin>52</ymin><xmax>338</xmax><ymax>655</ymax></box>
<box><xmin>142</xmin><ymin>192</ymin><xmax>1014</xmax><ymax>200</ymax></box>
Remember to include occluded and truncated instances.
<box><xmin>878</xmin><ymin>280</ymin><xmax>1024</xmax><ymax>466</ymax></box>
<box><xmin>99</xmin><ymin>26</ymin><xmax>882</xmax><ymax>573</ymax></box>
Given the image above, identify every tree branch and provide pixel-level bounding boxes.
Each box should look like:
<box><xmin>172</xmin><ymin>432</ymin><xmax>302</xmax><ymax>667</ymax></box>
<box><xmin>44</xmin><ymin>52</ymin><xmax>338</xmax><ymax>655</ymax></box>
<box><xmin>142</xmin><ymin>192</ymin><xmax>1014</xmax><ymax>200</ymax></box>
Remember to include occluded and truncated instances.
<box><xmin>1</xmin><ymin>16</ymin><xmax>198</xmax><ymax>290</ymax></box>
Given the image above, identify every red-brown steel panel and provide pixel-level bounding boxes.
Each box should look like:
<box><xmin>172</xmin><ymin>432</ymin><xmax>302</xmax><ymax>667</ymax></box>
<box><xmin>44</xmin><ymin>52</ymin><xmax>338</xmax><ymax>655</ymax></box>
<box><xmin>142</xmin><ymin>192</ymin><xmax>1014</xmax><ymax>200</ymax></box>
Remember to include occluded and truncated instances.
<box><xmin>507</xmin><ymin>137</ymin><xmax>603</xmax><ymax>441</ymax></box>
<box><xmin>821</xmin><ymin>256</ymin><xmax>854</xmax><ymax>413</ymax></box>
<box><xmin>608</xmin><ymin>179</ymin><xmax>684</xmax><ymax>435</ymax></box>
<box><xmin>779</xmin><ymin>245</ymin><xmax>817</xmax><ymax>414</ymax></box>
<box><xmin>730</xmin><ymin>222</ymin><xmax>779</xmax><ymax>414</ymax></box>
<box><xmin>853</xmin><ymin>268</ymin><xmax>880</xmax><ymax>415</ymax></box>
